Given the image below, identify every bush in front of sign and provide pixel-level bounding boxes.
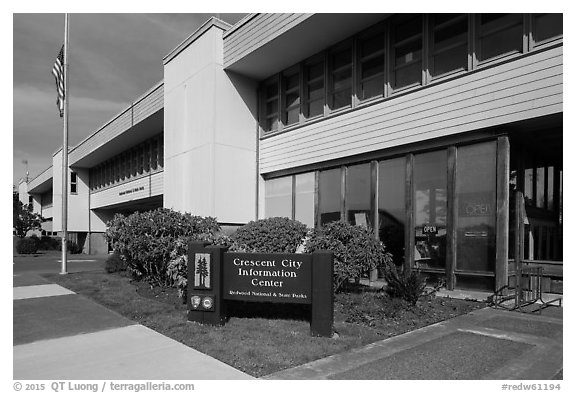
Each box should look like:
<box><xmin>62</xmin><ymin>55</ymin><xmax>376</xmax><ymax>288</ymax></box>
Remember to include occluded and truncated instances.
<box><xmin>305</xmin><ymin>221</ymin><xmax>393</xmax><ymax>293</ymax></box>
<box><xmin>105</xmin><ymin>208</ymin><xmax>221</xmax><ymax>286</ymax></box>
<box><xmin>230</xmin><ymin>217</ymin><xmax>308</xmax><ymax>253</ymax></box>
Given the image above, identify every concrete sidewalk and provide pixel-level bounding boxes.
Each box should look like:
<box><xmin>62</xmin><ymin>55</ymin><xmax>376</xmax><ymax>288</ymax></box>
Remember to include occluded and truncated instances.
<box><xmin>263</xmin><ymin>306</ymin><xmax>563</xmax><ymax>380</ymax></box>
<box><xmin>13</xmin><ymin>274</ymin><xmax>253</xmax><ymax>380</ymax></box>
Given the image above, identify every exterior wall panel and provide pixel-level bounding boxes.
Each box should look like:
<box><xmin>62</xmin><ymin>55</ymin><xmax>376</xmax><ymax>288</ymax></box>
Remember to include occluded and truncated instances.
<box><xmin>223</xmin><ymin>13</ymin><xmax>312</xmax><ymax>68</ymax></box>
<box><xmin>90</xmin><ymin>171</ymin><xmax>163</xmax><ymax>209</ymax></box>
<box><xmin>260</xmin><ymin>47</ymin><xmax>563</xmax><ymax>174</ymax></box>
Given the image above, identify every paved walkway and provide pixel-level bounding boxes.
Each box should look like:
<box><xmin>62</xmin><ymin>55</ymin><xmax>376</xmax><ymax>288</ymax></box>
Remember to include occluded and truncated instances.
<box><xmin>14</xmin><ymin>272</ymin><xmax>562</xmax><ymax>380</ymax></box>
<box><xmin>13</xmin><ymin>274</ymin><xmax>253</xmax><ymax>380</ymax></box>
<box><xmin>264</xmin><ymin>306</ymin><xmax>563</xmax><ymax>380</ymax></box>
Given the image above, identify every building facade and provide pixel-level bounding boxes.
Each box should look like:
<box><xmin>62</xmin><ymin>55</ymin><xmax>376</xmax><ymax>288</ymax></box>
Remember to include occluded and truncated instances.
<box><xmin>20</xmin><ymin>13</ymin><xmax>563</xmax><ymax>292</ymax></box>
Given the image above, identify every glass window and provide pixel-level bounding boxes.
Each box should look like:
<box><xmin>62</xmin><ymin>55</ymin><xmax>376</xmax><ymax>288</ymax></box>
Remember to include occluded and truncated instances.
<box><xmin>261</xmin><ymin>79</ymin><xmax>279</xmax><ymax>132</ymax></box>
<box><xmin>282</xmin><ymin>70</ymin><xmax>300</xmax><ymax>126</ymax></box>
<box><xmin>455</xmin><ymin>142</ymin><xmax>497</xmax><ymax>273</ymax></box>
<box><xmin>378</xmin><ymin>157</ymin><xmax>406</xmax><ymax>266</ymax></box>
<box><xmin>70</xmin><ymin>171</ymin><xmax>77</xmax><ymax>194</ymax></box>
<box><xmin>305</xmin><ymin>59</ymin><xmax>325</xmax><ymax>118</ymax></box>
<box><xmin>132</xmin><ymin>149</ymin><xmax>138</xmax><ymax>177</ymax></box>
<box><xmin>392</xmin><ymin>14</ymin><xmax>423</xmax><ymax>89</ymax></box>
<box><xmin>319</xmin><ymin>168</ymin><xmax>342</xmax><ymax>225</ymax></box>
<box><xmin>114</xmin><ymin>157</ymin><xmax>120</xmax><ymax>182</ymax></box>
<box><xmin>414</xmin><ymin>150</ymin><xmax>447</xmax><ymax>269</ymax></box>
<box><xmin>524</xmin><ymin>167</ymin><xmax>534</xmax><ymax>206</ymax></box>
<box><xmin>159</xmin><ymin>138</ymin><xmax>164</xmax><ymax>168</ymax></box>
<box><xmin>139</xmin><ymin>146</ymin><xmax>144</xmax><ymax>174</ymax></box>
<box><xmin>346</xmin><ymin>163</ymin><xmax>371</xmax><ymax>228</ymax></box>
<box><xmin>144</xmin><ymin>142</ymin><xmax>150</xmax><ymax>173</ymax></box>
<box><xmin>151</xmin><ymin>138</ymin><xmax>158</xmax><ymax>170</ymax></box>
<box><xmin>430</xmin><ymin>14</ymin><xmax>468</xmax><ymax>77</ymax></box>
<box><xmin>547</xmin><ymin>166</ymin><xmax>554</xmax><ymax>211</ymax></box>
<box><xmin>536</xmin><ymin>166</ymin><xmax>545</xmax><ymax>208</ymax></box>
<box><xmin>478</xmin><ymin>14</ymin><xmax>523</xmax><ymax>61</ymax></box>
<box><xmin>265</xmin><ymin>177</ymin><xmax>293</xmax><ymax>219</ymax></box>
<box><xmin>295</xmin><ymin>173</ymin><xmax>315</xmax><ymax>227</ymax></box>
<box><xmin>358</xmin><ymin>27</ymin><xmax>385</xmax><ymax>101</ymax></box>
<box><xmin>329</xmin><ymin>44</ymin><xmax>353</xmax><ymax>110</ymax></box>
<box><xmin>533</xmin><ymin>13</ymin><xmax>562</xmax><ymax>44</ymax></box>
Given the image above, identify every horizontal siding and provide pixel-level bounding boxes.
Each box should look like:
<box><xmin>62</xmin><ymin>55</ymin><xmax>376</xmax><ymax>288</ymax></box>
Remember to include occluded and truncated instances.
<box><xmin>223</xmin><ymin>13</ymin><xmax>312</xmax><ymax>68</ymax></box>
<box><xmin>260</xmin><ymin>47</ymin><xmax>563</xmax><ymax>174</ymax></box>
<box><xmin>69</xmin><ymin>83</ymin><xmax>164</xmax><ymax>165</ymax></box>
<box><xmin>90</xmin><ymin>171</ymin><xmax>163</xmax><ymax>209</ymax></box>
<box><xmin>133</xmin><ymin>84</ymin><xmax>164</xmax><ymax>124</ymax></box>
<box><xmin>28</xmin><ymin>166</ymin><xmax>53</xmax><ymax>191</ymax></box>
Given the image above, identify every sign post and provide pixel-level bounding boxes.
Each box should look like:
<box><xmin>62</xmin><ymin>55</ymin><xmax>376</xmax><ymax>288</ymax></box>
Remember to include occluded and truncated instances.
<box><xmin>187</xmin><ymin>242</ymin><xmax>334</xmax><ymax>337</ymax></box>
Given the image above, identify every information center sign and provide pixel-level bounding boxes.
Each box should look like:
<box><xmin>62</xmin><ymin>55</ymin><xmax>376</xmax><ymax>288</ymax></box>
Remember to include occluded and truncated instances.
<box><xmin>222</xmin><ymin>253</ymin><xmax>312</xmax><ymax>304</ymax></box>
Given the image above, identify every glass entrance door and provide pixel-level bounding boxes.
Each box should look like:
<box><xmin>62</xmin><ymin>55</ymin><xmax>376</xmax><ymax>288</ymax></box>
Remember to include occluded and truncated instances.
<box><xmin>413</xmin><ymin>150</ymin><xmax>447</xmax><ymax>270</ymax></box>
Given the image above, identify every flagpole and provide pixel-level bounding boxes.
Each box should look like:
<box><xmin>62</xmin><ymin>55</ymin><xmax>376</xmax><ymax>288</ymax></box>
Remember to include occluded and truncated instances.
<box><xmin>60</xmin><ymin>13</ymin><xmax>70</xmax><ymax>275</ymax></box>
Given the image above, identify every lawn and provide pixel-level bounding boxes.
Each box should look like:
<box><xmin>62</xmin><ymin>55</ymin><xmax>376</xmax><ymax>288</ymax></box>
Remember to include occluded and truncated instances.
<box><xmin>47</xmin><ymin>271</ymin><xmax>486</xmax><ymax>378</ymax></box>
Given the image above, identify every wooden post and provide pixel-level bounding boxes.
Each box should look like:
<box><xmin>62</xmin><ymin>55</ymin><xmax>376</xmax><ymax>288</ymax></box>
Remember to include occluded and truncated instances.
<box><xmin>495</xmin><ymin>136</ymin><xmax>510</xmax><ymax>292</ymax></box>
<box><xmin>310</xmin><ymin>250</ymin><xmax>334</xmax><ymax>337</ymax></box>
<box><xmin>404</xmin><ymin>154</ymin><xmax>414</xmax><ymax>274</ymax></box>
<box><xmin>446</xmin><ymin>146</ymin><xmax>457</xmax><ymax>290</ymax></box>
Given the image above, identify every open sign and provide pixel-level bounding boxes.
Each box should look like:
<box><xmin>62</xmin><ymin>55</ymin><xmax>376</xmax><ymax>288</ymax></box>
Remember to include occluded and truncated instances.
<box><xmin>423</xmin><ymin>225</ymin><xmax>438</xmax><ymax>234</ymax></box>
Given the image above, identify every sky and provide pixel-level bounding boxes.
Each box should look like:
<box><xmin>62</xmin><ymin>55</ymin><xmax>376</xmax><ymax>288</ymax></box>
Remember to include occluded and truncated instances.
<box><xmin>12</xmin><ymin>13</ymin><xmax>247</xmax><ymax>187</ymax></box>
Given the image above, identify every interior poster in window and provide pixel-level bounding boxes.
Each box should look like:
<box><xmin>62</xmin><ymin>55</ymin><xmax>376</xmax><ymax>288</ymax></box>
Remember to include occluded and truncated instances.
<box><xmin>193</xmin><ymin>253</ymin><xmax>211</xmax><ymax>290</ymax></box>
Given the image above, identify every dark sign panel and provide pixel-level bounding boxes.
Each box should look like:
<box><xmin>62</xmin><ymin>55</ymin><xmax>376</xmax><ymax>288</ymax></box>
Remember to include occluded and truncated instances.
<box><xmin>222</xmin><ymin>252</ymin><xmax>312</xmax><ymax>304</ymax></box>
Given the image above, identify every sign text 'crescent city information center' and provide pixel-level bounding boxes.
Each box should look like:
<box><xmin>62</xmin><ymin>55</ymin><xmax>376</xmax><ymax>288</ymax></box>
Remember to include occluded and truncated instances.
<box><xmin>222</xmin><ymin>253</ymin><xmax>312</xmax><ymax>304</ymax></box>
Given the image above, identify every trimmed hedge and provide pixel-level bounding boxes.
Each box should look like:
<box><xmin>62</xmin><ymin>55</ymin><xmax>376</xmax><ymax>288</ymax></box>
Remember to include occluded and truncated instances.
<box><xmin>230</xmin><ymin>217</ymin><xmax>307</xmax><ymax>253</ymax></box>
<box><xmin>106</xmin><ymin>208</ymin><xmax>220</xmax><ymax>285</ymax></box>
<box><xmin>306</xmin><ymin>221</ymin><xmax>393</xmax><ymax>293</ymax></box>
<box><xmin>16</xmin><ymin>237</ymin><xmax>39</xmax><ymax>254</ymax></box>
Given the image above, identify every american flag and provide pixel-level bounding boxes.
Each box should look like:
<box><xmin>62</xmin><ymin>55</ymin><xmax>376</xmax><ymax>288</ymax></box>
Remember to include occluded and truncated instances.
<box><xmin>52</xmin><ymin>45</ymin><xmax>65</xmax><ymax>117</ymax></box>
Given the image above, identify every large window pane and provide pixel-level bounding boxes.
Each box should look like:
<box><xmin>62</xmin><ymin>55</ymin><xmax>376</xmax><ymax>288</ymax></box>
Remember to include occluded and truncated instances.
<box><xmin>479</xmin><ymin>14</ymin><xmax>523</xmax><ymax>61</ymax></box>
<box><xmin>265</xmin><ymin>177</ymin><xmax>293</xmax><ymax>219</ymax></box>
<box><xmin>329</xmin><ymin>45</ymin><xmax>352</xmax><ymax>110</ymax></box>
<box><xmin>319</xmin><ymin>168</ymin><xmax>342</xmax><ymax>225</ymax></box>
<box><xmin>261</xmin><ymin>79</ymin><xmax>279</xmax><ymax>132</ymax></box>
<box><xmin>379</xmin><ymin>158</ymin><xmax>406</xmax><ymax>266</ymax></box>
<box><xmin>346</xmin><ymin>163</ymin><xmax>371</xmax><ymax>228</ymax></box>
<box><xmin>536</xmin><ymin>166</ymin><xmax>545</xmax><ymax>208</ymax></box>
<box><xmin>358</xmin><ymin>28</ymin><xmax>385</xmax><ymax>100</ymax></box>
<box><xmin>305</xmin><ymin>60</ymin><xmax>325</xmax><ymax>118</ymax></box>
<box><xmin>414</xmin><ymin>150</ymin><xmax>447</xmax><ymax>269</ymax></box>
<box><xmin>283</xmin><ymin>70</ymin><xmax>300</xmax><ymax>127</ymax></box>
<box><xmin>430</xmin><ymin>14</ymin><xmax>468</xmax><ymax>77</ymax></box>
<box><xmin>295</xmin><ymin>173</ymin><xmax>315</xmax><ymax>227</ymax></box>
<box><xmin>533</xmin><ymin>13</ymin><xmax>562</xmax><ymax>44</ymax></box>
<box><xmin>392</xmin><ymin>15</ymin><xmax>422</xmax><ymax>89</ymax></box>
<box><xmin>456</xmin><ymin>142</ymin><xmax>497</xmax><ymax>273</ymax></box>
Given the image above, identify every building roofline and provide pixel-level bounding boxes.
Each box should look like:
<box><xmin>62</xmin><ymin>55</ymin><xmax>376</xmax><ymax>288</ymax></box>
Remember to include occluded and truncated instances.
<box><xmin>27</xmin><ymin>165</ymin><xmax>53</xmax><ymax>186</ymax></box>
<box><xmin>67</xmin><ymin>80</ymin><xmax>164</xmax><ymax>157</ymax></box>
<box><xmin>222</xmin><ymin>13</ymin><xmax>259</xmax><ymax>39</ymax></box>
<box><xmin>163</xmin><ymin>17</ymin><xmax>231</xmax><ymax>65</ymax></box>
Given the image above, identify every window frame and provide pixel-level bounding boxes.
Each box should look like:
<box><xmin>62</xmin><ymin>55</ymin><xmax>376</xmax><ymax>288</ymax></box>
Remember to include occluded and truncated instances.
<box><xmin>327</xmin><ymin>39</ymin><xmax>354</xmax><ymax>113</ymax></box>
<box><xmin>70</xmin><ymin>171</ymin><xmax>78</xmax><ymax>194</ymax></box>
<box><xmin>428</xmin><ymin>13</ymin><xmax>469</xmax><ymax>80</ymax></box>
<box><xmin>389</xmin><ymin>14</ymin><xmax>425</xmax><ymax>93</ymax></box>
<box><xmin>356</xmin><ymin>23</ymin><xmax>387</xmax><ymax>104</ymax></box>
<box><xmin>475</xmin><ymin>13</ymin><xmax>524</xmax><ymax>65</ymax></box>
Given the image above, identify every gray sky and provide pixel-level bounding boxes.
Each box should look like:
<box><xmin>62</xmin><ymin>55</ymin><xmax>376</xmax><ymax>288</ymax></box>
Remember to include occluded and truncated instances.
<box><xmin>13</xmin><ymin>13</ymin><xmax>246</xmax><ymax>187</ymax></box>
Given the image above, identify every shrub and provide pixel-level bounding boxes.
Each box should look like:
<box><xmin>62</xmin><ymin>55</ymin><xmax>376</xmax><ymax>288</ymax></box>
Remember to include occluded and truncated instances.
<box><xmin>306</xmin><ymin>221</ymin><xmax>393</xmax><ymax>293</ymax></box>
<box><xmin>105</xmin><ymin>208</ymin><xmax>220</xmax><ymax>286</ymax></box>
<box><xmin>382</xmin><ymin>267</ymin><xmax>427</xmax><ymax>306</ymax></box>
<box><xmin>105</xmin><ymin>252</ymin><xmax>127</xmax><ymax>273</ymax></box>
<box><xmin>16</xmin><ymin>237</ymin><xmax>39</xmax><ymax>254</ymax></box>
<box><xmin>67</xmin><ymin>241</ymin><xmax>82</xmax><ymax>254</ymax></box>
<box><xmin>39</xmin><ymin>236</ymin><xmax>60</xmax><ymax>250</ymax></box>
<box><xmin>230</xmin><ymin>217</ymin><xmax>307</xmax><ymax>253</ymax></box>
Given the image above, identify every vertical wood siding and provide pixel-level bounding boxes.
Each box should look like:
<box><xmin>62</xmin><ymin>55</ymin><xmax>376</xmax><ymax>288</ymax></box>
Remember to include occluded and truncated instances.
<box><xmin>260</xmin><ymin>46</ymin><xmax>563</xmax><ymax>174</ymax></box>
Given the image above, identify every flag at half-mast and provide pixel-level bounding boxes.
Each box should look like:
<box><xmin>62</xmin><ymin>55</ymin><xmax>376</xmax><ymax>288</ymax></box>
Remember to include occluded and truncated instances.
<box><xmin>52</xmin><ymin>45</ymin><xmax>65</xmax><ymax>117</ymax></box>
